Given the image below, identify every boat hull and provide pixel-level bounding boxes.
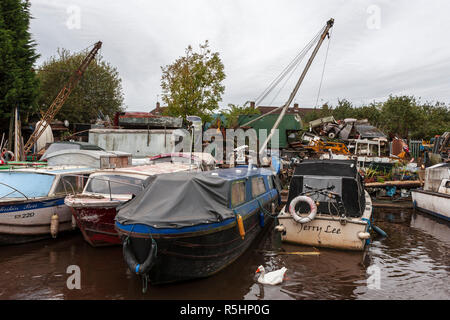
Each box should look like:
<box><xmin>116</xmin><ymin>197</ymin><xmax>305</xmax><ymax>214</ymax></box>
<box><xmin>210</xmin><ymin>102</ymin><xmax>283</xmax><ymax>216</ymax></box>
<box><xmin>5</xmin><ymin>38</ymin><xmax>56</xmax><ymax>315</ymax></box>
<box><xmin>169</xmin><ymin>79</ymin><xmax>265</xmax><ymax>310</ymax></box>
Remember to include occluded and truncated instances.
<box><xmin>116</xmin><ymin>198</ymin><xmax>277</xmax><ymax>284</ymax></box>
<box><xmin>277</xmin><ymin>191</ymin><xmax>373</xmax><ymax>251</ymax></box>
<box><xmin>0</xmin><ymin>197</ymin><xmax>73</xmax><ymax>245</ymax></box>
<box><xmin>411</xmin><ymin>189</ymin><xmax>450</xmax><ymax>221</ymax></box>
<box><xmin>69</xmin><ymin>204</ymin><xmax>121</xmax><ymax>247</ymax></box>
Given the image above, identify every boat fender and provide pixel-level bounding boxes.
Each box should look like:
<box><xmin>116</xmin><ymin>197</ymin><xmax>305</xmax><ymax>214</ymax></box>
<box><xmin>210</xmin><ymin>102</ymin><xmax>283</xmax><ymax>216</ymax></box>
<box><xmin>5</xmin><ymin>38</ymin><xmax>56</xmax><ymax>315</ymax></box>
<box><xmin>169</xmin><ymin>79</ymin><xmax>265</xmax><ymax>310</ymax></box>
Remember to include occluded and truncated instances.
<box><xmin>289</xmin><ymin>196</ymin><xmax>317</xmax><ymax>224</ymax></box>
<box><xmin>358</xmin><ymin>232</ymin><xmax>371</xmax><ymax>240</ymax></box>
<box><xmin>237</xmin><ymin>214</ymin><xmax>245</xmax><ymax>240</ymax></box>
<box><xmin>50</xmin><ymin>214</ymin><xmax>59</xmax><ymax>238</ymax></box>
<box><xmin>274</xmin><ymin>224</ymin><xmax>286</xmax><ymax>233</ymax></box>
<box><xmin>71</xmin><ymin>215</ymin><xmax>77</xmax><ymax>230</ymax></box>
<box><xmin>372</xmin><ymin>225</ymin><xmax>388</xmax><ymax>238</ymax></box>
<box><xmin>123</xmin><ymin>238</ymin><xmax>157</xmax><ymax>275</ymax></box>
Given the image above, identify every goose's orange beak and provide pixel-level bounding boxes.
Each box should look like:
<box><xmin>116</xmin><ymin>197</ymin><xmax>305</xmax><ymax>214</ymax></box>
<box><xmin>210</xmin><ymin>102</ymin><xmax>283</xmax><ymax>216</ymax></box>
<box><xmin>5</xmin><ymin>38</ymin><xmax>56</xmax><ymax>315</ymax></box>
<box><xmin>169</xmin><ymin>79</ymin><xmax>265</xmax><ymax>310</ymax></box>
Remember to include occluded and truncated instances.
<box><xmin>255</xmin><ymin>268</ymin><xmax>260</xmax><ymax>273</ymax></box>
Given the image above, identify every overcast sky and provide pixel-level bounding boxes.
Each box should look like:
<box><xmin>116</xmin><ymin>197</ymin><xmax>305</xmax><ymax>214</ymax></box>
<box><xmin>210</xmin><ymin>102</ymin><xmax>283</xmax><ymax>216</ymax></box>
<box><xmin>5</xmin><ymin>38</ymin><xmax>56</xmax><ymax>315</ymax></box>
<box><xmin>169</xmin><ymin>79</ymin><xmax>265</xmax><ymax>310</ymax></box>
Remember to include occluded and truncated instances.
<box><xmin>29</xmin><ymin>0</ymin><xmax>450</xmax><ymax>112</ymax></box>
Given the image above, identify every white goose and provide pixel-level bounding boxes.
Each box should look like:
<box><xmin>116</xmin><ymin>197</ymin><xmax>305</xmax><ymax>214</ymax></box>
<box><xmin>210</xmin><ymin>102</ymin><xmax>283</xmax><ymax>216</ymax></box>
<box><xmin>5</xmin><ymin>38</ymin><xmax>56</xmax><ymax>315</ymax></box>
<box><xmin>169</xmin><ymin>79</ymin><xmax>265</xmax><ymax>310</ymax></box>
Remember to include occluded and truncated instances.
<box><xmin>255</xmin><ymin>265</ymin><xmax>287</xmax><ymax>285</ymax></box>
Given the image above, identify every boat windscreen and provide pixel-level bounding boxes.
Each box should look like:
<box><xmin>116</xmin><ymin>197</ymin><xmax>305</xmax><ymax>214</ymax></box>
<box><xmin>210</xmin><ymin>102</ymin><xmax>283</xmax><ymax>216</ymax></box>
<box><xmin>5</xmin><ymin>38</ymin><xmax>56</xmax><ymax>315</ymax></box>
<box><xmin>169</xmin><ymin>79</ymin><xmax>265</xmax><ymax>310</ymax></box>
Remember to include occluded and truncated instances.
<box><xmin>0</xmin><ymin>172</ymin><xmax>55</xmax><ymax>198</ymax></box>
<box><xmin>84</xmin><ymin>174</ymin><xmax>145</xmax><ymax>195</ymax></box>
<box><xmin>294</xmin><ymin>161</ymin><xmax>357</xmax><ymax>178</ymax></box>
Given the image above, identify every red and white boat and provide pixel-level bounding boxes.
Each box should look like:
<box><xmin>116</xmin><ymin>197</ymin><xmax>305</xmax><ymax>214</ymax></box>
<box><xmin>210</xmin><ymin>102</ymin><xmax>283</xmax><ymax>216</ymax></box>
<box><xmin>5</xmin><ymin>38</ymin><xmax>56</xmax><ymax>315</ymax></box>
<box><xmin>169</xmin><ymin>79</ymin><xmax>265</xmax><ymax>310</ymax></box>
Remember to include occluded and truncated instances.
<box><xmin>65</xmin><ymin>162</ymin><xmax>200</xmax><ymax>246</ymax></box>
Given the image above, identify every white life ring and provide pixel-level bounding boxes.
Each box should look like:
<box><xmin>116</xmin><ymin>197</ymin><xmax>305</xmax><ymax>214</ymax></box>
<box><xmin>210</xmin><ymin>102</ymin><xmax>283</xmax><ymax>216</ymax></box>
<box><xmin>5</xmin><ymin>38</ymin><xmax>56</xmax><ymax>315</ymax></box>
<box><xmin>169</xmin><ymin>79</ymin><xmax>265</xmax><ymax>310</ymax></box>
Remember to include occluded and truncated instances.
<box><xmin>288</xmin><ymin>195</ymin><xmax>317</xmax><ymax>224</ymax></box>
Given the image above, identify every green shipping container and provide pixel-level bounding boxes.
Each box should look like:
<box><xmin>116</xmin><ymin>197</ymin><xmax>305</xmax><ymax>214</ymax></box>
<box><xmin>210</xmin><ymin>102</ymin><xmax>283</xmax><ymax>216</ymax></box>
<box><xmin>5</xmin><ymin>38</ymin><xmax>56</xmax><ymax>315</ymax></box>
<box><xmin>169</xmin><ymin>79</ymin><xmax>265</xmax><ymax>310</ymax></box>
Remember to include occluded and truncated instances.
<box><xmin>237</xmin><ymin>114</ymin><xmax>303</xmax><ymax>149</ymax></box>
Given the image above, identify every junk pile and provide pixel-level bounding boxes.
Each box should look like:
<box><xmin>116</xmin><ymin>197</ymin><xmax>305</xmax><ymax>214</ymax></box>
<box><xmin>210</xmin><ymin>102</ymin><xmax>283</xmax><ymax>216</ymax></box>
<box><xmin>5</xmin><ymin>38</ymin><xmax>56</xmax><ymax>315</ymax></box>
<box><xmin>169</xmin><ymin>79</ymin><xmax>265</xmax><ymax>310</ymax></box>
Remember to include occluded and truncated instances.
<box><xmin>285</xmin><ymin>116</ymin><xmax>389</xmax><ymax>160</ymax></box>
<box><xmin>281</xmin><ymin>116</ymin><xmax>436</xmax><ymax>204</ymax></box>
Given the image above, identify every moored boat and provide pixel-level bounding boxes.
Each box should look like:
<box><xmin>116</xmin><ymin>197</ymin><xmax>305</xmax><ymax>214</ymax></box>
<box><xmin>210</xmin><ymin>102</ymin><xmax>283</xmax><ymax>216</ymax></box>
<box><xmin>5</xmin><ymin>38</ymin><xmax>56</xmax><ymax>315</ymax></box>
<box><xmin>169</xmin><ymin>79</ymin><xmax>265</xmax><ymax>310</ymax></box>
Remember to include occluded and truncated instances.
<box><xmin>0</xmin><ymin>166</ymin><xmax>94</xmax><ymax>245</ymax></box>
<box><xmin>411</xmin><ymin>163</ymin><xmax>450</xmax><ymax>221</ymax></box>
<box><xmin>115</xmin><ymin>166</ymin><xmax>280</xmax><ymax>287</ymax></box>
<box><xmin>65</xmin><ymin>162</ymin><xmax>200</xmax><ymax>247</ymax></box>
<box><xmin>276</xmin><ymin>159</ymin><xmax>373</xmax><ymax>251</ymax></box>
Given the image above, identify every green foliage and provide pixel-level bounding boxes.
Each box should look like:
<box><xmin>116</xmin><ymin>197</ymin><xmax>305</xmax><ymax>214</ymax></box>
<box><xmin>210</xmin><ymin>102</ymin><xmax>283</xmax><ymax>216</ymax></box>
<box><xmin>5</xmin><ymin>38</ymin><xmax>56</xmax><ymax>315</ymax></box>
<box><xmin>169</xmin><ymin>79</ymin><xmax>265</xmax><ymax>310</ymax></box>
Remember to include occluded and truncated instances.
<box><xmin>160</xmin><ymin>40</ymin><xmax>226</xmax><ymax>124</ymax></box>
<box><xmin>37</xmin><ymin>48</ymin><xmax>124</xmax><ymax>124</ymax></box>
<box><xmin>311</xmin><ymin>95</ymin><xmax>449</xmax><ymax>139</ymax></box>
<box><xmin>0</xmin><ymin>0</ymin><xmax>40</xmax><ymax>131</ymax></box>
<box><xmin>378</xmin><ymin>95</ymin><xmax>421</xmax><ymax>138</ymax></box>
<box><xmin>223</xmin><ymin>103</ymin><xmax>260</xmax><ymax>128</ymax></box>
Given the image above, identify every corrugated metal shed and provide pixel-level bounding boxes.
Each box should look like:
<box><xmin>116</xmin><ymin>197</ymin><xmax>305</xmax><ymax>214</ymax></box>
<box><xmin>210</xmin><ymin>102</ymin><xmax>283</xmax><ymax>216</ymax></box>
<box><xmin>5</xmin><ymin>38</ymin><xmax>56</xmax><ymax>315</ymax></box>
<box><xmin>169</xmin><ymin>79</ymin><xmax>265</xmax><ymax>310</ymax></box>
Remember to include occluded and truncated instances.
<box><xmin>89</xmin><ymin>129</ymin><xmax>176</xmax><ymax>158</ymax></box>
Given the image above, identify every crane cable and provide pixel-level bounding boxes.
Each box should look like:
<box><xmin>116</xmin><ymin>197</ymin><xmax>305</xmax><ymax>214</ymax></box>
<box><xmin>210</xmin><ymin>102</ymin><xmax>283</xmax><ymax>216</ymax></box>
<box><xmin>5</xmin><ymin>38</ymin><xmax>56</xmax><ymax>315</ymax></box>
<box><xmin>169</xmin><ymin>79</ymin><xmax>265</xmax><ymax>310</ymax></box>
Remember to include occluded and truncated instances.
<box><xmin>253</xmin><ymin>26</ymin><xmax>326</xmax><ymax>107</ymax></box>
<box><xmin>314</xmin><ymin>28</ymin><xmax>333</xmax><ymax>108</ymax></box>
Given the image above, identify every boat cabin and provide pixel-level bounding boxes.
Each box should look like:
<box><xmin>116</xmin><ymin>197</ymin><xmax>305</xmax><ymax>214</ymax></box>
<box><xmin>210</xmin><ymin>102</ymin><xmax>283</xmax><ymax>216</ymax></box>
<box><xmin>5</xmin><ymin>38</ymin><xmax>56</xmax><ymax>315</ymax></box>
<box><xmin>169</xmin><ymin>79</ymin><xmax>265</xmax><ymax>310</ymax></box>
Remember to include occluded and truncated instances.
<box><xmin>82</xmin><ymin>162</ymin><xmax>195</xmax><ymax>199</ymax></box>
<box><xmin>116</xmin><ymin>166</ymin><xmax>280</xmax><ymax>230</ymax></box>
<box><xmin>286</xmin><ymin>159</ymin><xmax>366</xmax><ymax>217</ymax></box>
<box><xmin>0</xmin><ymin>166</ymin><xmax>94</xmax><ymax>201</ymax></box>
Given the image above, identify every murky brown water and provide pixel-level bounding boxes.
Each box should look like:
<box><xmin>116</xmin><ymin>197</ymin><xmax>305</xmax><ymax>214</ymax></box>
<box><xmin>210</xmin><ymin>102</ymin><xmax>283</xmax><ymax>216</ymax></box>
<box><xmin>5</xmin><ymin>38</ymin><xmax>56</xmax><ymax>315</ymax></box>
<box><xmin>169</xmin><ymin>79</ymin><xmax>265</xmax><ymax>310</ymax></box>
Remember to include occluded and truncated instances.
<box><xmin>0</xmin><ymin>209</ymin><xmax>448</xmax><ymax>300</ymax></box>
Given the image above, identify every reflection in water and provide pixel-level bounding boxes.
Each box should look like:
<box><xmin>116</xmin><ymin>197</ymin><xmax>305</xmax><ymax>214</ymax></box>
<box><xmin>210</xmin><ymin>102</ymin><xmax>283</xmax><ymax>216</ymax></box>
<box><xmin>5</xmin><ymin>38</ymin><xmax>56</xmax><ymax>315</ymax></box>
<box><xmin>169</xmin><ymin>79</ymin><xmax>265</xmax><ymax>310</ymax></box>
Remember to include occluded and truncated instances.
<box><xmin>0</xmin><ymin>209</ymin><xmax>448</xmax><ymax>300</ymax></box>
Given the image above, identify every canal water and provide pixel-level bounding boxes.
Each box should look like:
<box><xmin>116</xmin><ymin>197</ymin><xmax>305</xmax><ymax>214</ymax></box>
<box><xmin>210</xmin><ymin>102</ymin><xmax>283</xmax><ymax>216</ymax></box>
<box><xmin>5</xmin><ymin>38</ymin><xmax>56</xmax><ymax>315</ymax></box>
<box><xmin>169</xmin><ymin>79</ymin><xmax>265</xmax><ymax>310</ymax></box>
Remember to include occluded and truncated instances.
<box><xmin>0</xmin><ymin>209</ymin><xmax>448</xmax><ymax>300</ymax></box>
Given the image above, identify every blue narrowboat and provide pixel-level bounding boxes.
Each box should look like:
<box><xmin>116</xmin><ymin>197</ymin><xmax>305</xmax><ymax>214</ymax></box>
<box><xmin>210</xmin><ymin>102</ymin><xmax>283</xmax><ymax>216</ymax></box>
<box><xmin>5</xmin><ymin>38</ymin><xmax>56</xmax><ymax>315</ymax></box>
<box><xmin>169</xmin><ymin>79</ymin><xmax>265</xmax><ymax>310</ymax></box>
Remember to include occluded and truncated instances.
<box><xmin>115</xmin><ymin>166</ymin><xmax>280</xmax><ymax>287</ymax></box>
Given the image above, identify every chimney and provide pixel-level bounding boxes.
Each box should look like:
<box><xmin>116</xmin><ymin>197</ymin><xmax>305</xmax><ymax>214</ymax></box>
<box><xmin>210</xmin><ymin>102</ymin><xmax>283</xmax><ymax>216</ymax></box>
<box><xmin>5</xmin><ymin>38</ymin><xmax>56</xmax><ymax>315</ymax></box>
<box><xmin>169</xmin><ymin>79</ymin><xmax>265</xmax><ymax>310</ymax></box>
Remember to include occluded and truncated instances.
<box><xmin>156</xmin><ymin>101</ymin><xmax>160</xmax><ymax>109</ymax></box>
<box><xmin>293</xmin><ymin>103</ymin><xmax>299</xmax><ymax>112</ymax></box>
<box><xmin>250</xmin><ymin>101</ymin><xmax>255</xmax><ymax>109</ymax></box>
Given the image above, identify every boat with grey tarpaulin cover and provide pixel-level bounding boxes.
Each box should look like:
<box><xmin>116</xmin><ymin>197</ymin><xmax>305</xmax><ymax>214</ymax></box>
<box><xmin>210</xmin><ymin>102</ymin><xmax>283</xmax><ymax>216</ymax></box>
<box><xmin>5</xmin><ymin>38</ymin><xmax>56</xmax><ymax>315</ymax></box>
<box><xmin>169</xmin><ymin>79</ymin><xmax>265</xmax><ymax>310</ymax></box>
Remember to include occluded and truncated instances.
<box><xmin>115</xmin><ymin>166</ymin><xmax>280</xmax><ymax>289</ymax></box>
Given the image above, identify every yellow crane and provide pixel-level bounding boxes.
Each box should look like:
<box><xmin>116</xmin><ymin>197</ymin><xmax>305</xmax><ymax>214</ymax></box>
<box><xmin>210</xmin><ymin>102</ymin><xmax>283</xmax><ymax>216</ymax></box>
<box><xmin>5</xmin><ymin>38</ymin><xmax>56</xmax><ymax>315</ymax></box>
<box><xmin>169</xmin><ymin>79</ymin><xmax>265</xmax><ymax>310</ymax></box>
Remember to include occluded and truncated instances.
<box><xmin>23</xmin><ymin>41</ymin><xmax>102</xmax><ymax>155</ymax></box>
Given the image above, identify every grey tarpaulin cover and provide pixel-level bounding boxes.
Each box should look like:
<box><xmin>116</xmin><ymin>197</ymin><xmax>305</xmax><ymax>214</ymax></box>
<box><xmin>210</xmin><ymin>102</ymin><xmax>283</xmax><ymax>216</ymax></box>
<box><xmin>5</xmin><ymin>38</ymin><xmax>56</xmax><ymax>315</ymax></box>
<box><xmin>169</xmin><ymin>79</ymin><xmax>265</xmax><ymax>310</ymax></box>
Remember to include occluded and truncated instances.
<box><xmin>116</xmin><ymin>171</ymin><xmax>235</xmax><ymax>229</ymax></box>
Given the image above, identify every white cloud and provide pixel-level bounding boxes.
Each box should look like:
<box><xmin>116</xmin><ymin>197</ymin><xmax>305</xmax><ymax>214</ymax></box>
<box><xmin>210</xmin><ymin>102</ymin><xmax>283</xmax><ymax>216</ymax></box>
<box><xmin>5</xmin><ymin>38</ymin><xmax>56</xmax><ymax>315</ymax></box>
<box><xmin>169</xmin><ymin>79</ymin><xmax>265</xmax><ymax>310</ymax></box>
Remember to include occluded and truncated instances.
<box><xmin>30</xmin><ymin>0</ymin><xmax>450</xmax><ymax>112</ymax></box>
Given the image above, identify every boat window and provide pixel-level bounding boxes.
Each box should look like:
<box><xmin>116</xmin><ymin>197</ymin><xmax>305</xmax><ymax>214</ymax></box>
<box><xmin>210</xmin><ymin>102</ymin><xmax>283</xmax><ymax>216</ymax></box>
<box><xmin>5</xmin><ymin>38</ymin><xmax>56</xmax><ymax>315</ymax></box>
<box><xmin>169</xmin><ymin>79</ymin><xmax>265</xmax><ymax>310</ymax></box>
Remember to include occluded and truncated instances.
<box><xmin>54</xmin><ymin>175</ymin><xmax>89</xmax><ymax>195</ymax></box>
<box><xmin>0</xmin><ymin>172</ymin><xmax>55</xmax><ymax>198</ymax></box>
<box><xmin>252</xmin><ymin>176</ymin><xmax>266</xmax><ymax>197</ymax></box>
<box><xmin>446</xmin><ymin>181</ymin><xmax>450</xmax><ymax>188</ymax></box>
<box><xmin>267</xmin><ymin>176</ymin><xmax>274</xmax><ymax>190</ymax></box>
<box><xmin>84</xmin><ymin>174</ymin><xmax>145</xmax><ymax>195</ymax></box>
<box><xmin>231</xmin><ymin>180</ymin><xmax>246</xmax><ymax>207</ymax></box>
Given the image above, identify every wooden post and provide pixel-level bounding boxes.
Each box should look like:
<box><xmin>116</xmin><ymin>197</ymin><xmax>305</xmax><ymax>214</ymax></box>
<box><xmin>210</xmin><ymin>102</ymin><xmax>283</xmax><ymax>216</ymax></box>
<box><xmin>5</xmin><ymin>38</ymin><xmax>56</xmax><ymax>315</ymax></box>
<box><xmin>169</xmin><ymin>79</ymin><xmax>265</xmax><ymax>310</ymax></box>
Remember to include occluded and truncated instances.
<box><xmin>7</xmin><ymin>107</ymin><xmax>14</xmax><ymax>151</ymax></box>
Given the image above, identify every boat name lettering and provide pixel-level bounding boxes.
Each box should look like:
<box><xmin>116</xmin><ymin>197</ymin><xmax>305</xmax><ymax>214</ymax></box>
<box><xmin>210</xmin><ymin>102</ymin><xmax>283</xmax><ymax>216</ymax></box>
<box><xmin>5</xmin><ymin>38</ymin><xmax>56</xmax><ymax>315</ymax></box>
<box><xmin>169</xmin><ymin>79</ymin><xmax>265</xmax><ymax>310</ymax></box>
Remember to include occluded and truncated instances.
<box><xmin>301</xmin><ymin>224</ymin><xmax>341</xmax><ymax>235</ymax></box>
<box><xmin>14</xmin><ymin>212</ymin><xmax>35</xmax><ymax>219</ymax></box>
<box><xmin>0</xmin><ymin>206</ymin><xmax>20</xmax><ymax>213</ymax></box>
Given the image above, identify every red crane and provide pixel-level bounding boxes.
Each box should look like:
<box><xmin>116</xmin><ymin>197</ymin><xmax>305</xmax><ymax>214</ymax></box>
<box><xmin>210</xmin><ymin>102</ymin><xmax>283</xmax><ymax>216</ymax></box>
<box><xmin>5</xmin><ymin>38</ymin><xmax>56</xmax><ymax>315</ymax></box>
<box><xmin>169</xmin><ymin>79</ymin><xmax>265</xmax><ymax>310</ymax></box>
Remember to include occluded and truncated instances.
<box><xmin>23</xmin><ymin>41</ymin><xmax>103</xmax><ymax>154</ymax></box>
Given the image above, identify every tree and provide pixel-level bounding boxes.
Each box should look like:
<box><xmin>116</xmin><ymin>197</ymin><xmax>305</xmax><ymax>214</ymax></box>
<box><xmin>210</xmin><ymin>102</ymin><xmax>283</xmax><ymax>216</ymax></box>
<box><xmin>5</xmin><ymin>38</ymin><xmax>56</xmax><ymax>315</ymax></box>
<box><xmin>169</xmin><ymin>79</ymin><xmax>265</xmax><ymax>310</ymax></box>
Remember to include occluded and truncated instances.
<box><xmin>223</xmin><ymin>103</ymin><xmax>261</xmax><ymax>128</ymax></box>
<box><xmin>160</xmin><ymin>40</ymin><xmax>226</xmax><ymax>123</ymax></box>
<box><xmin>0</xmin><ymin>0</ymin><xmax>40</xmax><ymax>132</ymax></box>
<box><xmin>37</xmin><ymin>48</ymin><xmax>124</xmax><ymax>124</ymax></box>
<box><xmin>413</xmin><ymin>101</ymin><xmax>450</xmax><ymax>139</ymax></box>
<box><xmin>332</xmin><ymin>99</ymin><xmax>356</xmax><ymax>120</ymax></box>
<box><xmin>379</xmin><ymin>95</ymin><xmax>421</xmax><ymax>138</ymax></box>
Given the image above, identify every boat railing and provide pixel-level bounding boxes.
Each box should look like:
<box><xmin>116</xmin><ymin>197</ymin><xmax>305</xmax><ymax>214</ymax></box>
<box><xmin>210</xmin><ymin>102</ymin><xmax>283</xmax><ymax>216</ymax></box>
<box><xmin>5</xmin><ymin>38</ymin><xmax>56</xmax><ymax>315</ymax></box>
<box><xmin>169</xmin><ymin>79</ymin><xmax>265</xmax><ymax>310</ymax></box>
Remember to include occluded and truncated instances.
<box><xmin>59</xmin><ymin>174</ymin><xmax>145</xmax><ymax>201</ymax></box>
<box><xmin>0</xmin><ymin>182</ymin><xmax>30</xmax><ymax>200</ymax></box>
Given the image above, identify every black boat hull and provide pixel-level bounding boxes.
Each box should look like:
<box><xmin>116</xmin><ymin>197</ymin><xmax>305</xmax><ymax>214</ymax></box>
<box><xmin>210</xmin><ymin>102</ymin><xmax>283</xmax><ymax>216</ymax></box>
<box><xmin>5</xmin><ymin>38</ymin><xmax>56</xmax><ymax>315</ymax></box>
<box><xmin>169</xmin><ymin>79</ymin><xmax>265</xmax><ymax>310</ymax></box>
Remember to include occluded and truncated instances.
<box><xmin>118</xmin><ymin>201</ymin><xmax>276</xmax><ymax>284</ymax></box>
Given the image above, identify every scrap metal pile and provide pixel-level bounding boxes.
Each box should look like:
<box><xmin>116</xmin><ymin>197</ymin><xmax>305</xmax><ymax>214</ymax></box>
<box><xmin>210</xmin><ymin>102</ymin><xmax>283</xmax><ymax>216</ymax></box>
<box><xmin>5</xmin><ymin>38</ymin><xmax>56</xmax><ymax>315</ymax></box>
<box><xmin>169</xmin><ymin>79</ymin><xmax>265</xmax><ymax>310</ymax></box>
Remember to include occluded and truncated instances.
<box><xmin>286</xmin><ymin>116</ymin><xmax>388</xmax><ymax>159</ymax></box>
